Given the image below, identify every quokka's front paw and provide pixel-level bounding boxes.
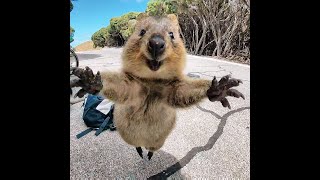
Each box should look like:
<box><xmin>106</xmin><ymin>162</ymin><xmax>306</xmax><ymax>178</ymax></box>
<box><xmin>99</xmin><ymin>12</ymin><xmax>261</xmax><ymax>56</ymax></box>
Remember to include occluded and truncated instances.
<box><xmin>71</xmin><ymin>66</ymin><xmax>103</xmax><ymax>98</ymax></box>
<box><xmin>206</xmin><ymin>75</ymin><xmax>245</xmax><ymax>109</ymax></box>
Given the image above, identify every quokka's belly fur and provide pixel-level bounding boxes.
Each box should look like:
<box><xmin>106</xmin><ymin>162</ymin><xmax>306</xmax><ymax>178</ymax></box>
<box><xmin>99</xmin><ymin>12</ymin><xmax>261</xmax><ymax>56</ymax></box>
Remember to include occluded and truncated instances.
<box><xmin>113</xmin><ymin>103</ymin><xmax>176</xmax><ymax>148</ymax></box>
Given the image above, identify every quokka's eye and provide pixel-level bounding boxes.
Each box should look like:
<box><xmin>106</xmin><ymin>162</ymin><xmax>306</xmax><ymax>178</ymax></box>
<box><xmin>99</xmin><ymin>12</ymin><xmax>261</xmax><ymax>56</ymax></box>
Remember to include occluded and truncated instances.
<box><xmin>169</xmin><ymin>32</ymin><xmax>174</xmax><ymax>39</ymax></box>
<box><xmin>139</xmin><ymin>29</ymin><xmax>146</xmax><ymax>36</ymax></box>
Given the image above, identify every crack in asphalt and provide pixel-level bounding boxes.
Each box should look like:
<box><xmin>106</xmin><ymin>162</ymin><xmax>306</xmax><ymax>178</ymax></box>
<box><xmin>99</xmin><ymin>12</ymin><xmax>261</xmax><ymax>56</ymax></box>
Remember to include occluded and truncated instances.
<box><xmin>187</xmin><ymin>72</ymin><xmax>250</xmax><ymax>82</ymax></box>
<box><xmin>147</xmin><ymin>106</ymin><xmax>250</xmax><ymax>180</ymax></box>
<box><xmin>188</xmin><ymin>65</ymin><xmax>250</xmax><ymax>82</ymax></box>
<box><xmin>218</xmin><ymin>65</ymin><xmax>233</xmax><ymax>75</ymax></box>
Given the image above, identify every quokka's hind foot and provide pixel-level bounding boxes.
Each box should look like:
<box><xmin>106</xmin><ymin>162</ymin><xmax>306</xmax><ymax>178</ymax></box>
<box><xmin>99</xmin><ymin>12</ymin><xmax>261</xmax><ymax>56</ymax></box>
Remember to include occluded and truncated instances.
<box><xmin>136</xmin><ymin>147</ymin><xmax>143</xmax><ymax>159</ymax></box>
<box><xmin>147</xmin><ymin>151</ymin><xmax>153</xmax><ymax>160</ymax></box>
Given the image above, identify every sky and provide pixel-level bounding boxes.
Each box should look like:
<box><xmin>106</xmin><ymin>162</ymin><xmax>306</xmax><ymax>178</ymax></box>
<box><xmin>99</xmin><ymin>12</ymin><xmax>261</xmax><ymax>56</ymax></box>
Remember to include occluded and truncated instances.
<box><xmin>70</xmin><ymin>0</ymin><xmax>149</xmax><ymax>47</ymax></box>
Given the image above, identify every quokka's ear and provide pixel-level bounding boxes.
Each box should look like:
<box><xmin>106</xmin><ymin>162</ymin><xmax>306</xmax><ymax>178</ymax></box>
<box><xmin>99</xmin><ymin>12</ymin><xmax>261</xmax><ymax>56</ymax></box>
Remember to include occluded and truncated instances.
<box><xmin>136</xmin><ymin>13</ymin><xmax>148</xmax><ymax>21</ymax></box>
<box><xmin>167</xmin><ymin>14</ymin><xmax>179</xmax><ymax>26</ymax></box>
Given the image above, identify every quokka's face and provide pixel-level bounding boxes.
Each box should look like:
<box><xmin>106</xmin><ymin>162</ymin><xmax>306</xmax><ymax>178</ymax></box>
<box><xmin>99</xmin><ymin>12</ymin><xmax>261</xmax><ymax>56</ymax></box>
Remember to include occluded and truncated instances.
<box><xmin>122</xmin><ymin>14</ymin><xmax>186</xmax><ymax>79</ymax></box>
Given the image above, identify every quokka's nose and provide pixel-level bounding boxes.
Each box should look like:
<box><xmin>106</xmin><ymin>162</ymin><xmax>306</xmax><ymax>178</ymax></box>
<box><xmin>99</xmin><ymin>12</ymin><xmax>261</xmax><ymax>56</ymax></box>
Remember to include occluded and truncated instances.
<box><xmin>148</xmin><ymin>34</ymin><xmax>165</xmax><ymax>59</ymax></box>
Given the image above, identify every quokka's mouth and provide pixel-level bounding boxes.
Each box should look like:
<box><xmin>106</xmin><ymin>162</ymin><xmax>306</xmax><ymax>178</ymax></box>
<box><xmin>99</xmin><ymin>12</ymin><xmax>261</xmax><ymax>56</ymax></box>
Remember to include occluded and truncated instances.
<box><xmin>146</xmin><ymin>59</ymin><xmax>163</xmax><ymax>71</ymax></box>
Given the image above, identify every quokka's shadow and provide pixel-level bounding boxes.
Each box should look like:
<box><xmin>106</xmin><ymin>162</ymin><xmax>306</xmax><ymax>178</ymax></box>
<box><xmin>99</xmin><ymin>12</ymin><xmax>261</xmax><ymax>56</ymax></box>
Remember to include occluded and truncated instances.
<box><xmin>70</xmin><ymin>141</ymin><xmax>188</xmax><ymax>179</ymax></box>
<box><xmin>71</xmin><ymin>104</ymin><xmax>249</xmax><ymax>180</ymax></box>
<box><xmin>148</xmin><ymin>106</ymin><xmax>250</xmax><ymax>179</ymax></box>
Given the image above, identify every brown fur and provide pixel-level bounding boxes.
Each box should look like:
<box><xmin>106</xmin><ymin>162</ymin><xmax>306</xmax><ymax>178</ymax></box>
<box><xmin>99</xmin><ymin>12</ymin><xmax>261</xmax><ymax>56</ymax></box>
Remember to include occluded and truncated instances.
<box><xmin>98</xmin><ymin>14</ymin><xmax>211</xmax><ymax>152</ymax></box>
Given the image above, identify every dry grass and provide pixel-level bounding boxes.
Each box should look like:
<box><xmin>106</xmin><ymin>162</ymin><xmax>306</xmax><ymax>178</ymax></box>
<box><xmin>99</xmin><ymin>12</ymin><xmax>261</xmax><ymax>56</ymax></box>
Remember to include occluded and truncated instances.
<box><xmin>74</xmin><ymin>41</ymin><xmax>102</xmax><ymax>52</ymax></box>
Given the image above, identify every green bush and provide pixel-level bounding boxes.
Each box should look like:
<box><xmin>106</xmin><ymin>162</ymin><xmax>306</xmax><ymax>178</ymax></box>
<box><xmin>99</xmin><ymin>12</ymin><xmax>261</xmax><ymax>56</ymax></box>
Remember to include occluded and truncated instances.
<box><xmin>91</xmin><ymin>12</ymin><xmax>141</xmax><ymax>48</ymax></box>
<box><xmin>146</xmin><ymin>0</ymin><xmax>177</xmax><ymax>16</ymax></box>
<box><xmin>91</xmin><ymin>27</ymin><xmax>109</xmax><ymax>48</ymax></box>
<box><xmin>90</xmin><ymin>0</ymin><xmax>250</xmax><ymax>62</ymax></box>
<box><xmin>70</xmin><ymin>1</ymin><xmax>73</xmax><ymax>12</ymax></box>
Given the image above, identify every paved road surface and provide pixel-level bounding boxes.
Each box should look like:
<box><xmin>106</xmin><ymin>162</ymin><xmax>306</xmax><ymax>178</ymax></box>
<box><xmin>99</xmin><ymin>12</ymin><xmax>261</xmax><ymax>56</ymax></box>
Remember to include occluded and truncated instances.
<box><xmin>70</xmin><ymin>47</ymin><xmax>250</xmax><ymax>179</ymax></box>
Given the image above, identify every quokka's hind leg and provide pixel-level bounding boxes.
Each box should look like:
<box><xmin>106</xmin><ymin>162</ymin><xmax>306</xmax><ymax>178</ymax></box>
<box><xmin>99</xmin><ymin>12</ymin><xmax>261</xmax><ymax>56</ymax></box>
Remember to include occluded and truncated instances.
<box><xmin>146</xmin><ymin>140</ymin><xmax>165</xmax><ymax>160</ymax></box>
<box><xmin>146</xmin><ymin>147</ymin><xmax>158</xmax><ymax>160</ymax></box>
<box><xmin>136</xmin><ymin>147</ymin><xmax>143</xmax><ymax>159</ymax></box>
<box><xmin>147</xmin><ymin>151</ymin><xmax>154</xmax><ymax>160</ymax></box>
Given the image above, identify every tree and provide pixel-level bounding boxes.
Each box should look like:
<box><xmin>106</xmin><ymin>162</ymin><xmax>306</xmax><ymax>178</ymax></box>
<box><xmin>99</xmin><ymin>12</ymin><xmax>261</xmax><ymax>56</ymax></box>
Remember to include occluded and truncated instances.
<box><xmin>90</xmin><ymin>0</ymin><xmax>250</xmax><ymax>63</ymax></box>
<box><xmin>176</xmin><ymin>0</ymin><xmax>250</xmax><ymax>62</ymax></box>
<box><xmin>70</xmin><ymin>1</ymin><xmax>73</xmax><ymax>12</ymax></box>
<box><xmin>91</xmin><ymin>12</ymin><xmax>141</xmax><ymax>48</ymax></box>
<box><xmin>91</xmin><ymin>27</ymin><xmax>109</xmax><ymax>48</ymax></box>
<box><xmin>70</xmin><ymin>0</ymin><xmax>77</xmax><ymax>12</ymax></box>
<box><xmin>70</xmin><ymin>0</ymin><xmax>77</xmax><ymax>43</ymax></box>
<box><xmin>146</xmin><ymin>0</ymin><xmax>178</xmax><ymax>16</ymax></box>
<box><xmin>70</xmin><ymin>27</ymin><xmax>75</xmax><ymax>43</ymax></box>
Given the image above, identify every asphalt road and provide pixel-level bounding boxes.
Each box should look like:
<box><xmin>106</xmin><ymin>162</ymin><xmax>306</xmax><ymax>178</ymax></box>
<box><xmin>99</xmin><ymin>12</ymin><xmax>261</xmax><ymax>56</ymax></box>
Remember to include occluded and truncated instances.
<box><xmin>70</xmin><ymin>47</ymin><xmax>250</xmax><ymax>179</ymax></box>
